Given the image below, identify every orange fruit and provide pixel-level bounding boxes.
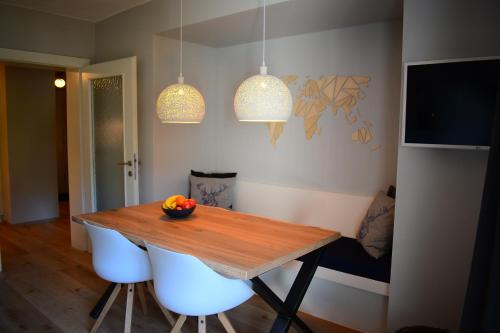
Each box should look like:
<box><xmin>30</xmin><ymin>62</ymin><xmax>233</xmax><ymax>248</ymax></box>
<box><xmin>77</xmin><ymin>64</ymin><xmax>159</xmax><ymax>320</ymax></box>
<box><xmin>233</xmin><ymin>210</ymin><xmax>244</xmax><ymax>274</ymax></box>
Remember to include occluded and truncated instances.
<box><xmin>175</xmin><ymin>195</ymin><xmax>186</xmax><ymax>206</ymax></box>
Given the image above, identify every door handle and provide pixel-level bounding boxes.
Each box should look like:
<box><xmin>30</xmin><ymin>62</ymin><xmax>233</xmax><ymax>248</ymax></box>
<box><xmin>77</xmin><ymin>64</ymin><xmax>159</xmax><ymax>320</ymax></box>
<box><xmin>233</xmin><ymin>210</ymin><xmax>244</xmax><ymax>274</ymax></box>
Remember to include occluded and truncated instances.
<box><xmin>117</xmin><ymin>161</ymin><xmax>132</xmax><ymax>167</ymax></box>
<box><xmin>133</xmin><ymin>153</ymin><xmax>138</xmax><ymax>180</ymax></box>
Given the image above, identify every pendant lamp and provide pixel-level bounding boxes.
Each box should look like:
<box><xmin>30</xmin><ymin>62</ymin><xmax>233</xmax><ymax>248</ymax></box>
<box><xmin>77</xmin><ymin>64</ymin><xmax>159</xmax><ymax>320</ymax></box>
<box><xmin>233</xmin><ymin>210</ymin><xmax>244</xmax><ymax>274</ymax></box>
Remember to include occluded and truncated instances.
<box><xmin>234</xmin><ymin>0</ymin><xmax>292</xmax><ymax>122</ymax></box>
<box><xmin>156</xmin><ymin>0</ymin><xmax>205</xmax><ymax>123</ymax></box>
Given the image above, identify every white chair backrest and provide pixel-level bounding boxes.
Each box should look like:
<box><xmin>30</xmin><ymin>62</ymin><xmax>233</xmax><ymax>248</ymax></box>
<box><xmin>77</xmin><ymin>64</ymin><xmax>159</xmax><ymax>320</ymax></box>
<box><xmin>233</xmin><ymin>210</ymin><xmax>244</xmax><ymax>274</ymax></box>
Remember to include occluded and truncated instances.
<box><xmin>84</xmin><ymin>222</ymin><xmax>152</xmax><ymax>283</ymax></box>
<box><xmin>145</xmin><ymin>242</ymin><xmax>253</xmax><ymax>316</ymax></box>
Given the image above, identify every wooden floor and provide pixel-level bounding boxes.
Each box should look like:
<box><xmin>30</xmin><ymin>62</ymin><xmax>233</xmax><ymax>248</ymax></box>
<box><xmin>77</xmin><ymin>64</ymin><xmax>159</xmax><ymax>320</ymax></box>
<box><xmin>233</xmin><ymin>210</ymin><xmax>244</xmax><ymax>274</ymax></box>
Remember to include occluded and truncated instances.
<box><xmin>0</xmin><ymin>202</ymin><xmax>358</xmax><ymax>333</ymax></box>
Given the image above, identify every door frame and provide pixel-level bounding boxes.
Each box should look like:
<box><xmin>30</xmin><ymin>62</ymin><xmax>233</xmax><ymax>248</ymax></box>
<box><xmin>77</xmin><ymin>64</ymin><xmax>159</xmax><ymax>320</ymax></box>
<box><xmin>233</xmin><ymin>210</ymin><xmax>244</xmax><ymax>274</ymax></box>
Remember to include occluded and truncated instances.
<box><xmin>0</xmin><ymin>48</ymin><xmax>89</xmax><ymax>68</ymax></box>
<box><xmin>0</xmin><ymin>48</ymin><xmax>91</xmax><ymax>250</ymax></box>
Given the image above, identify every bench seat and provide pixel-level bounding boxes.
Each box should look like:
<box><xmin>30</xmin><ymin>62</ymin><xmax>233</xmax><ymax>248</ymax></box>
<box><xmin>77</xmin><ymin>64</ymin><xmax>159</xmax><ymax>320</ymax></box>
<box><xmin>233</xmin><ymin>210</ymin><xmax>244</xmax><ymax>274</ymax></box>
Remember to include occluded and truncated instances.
<box><xmin>298</xmin><ymin>236</ymin><xmax>391</xmax><ymax>283</ymax></box>
<box><xmin>233</xmin><ymin>180</ymin><xmax>390</xmax><ymax>331</ymax></box>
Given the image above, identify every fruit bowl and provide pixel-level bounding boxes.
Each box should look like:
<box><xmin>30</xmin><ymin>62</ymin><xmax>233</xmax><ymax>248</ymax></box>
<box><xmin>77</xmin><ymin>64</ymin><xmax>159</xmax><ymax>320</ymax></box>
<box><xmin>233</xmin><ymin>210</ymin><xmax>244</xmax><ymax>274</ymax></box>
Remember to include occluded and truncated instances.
<box><xmin>162</xmin><ymin>195</ymin><xmax>197</xmax><ymax>219</ymax></box>
<box><xmin>162</xmin><ymin>205</ymin><xmax>196</xmax><ymax>219</ymax></box>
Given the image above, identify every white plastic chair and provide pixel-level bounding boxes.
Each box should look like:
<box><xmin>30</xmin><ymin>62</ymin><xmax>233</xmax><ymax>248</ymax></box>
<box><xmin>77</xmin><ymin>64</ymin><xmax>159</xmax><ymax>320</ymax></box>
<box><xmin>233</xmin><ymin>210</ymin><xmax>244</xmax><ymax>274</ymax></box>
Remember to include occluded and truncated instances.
<box><xmin>145</xmin><ymin>242</ymin><xmax>254</xmax><ymax>333</ymax></box>
<box><xmin>84</xmin><ymin>222</ymin><xmax>176</xmax><ymax>333</ymax></box>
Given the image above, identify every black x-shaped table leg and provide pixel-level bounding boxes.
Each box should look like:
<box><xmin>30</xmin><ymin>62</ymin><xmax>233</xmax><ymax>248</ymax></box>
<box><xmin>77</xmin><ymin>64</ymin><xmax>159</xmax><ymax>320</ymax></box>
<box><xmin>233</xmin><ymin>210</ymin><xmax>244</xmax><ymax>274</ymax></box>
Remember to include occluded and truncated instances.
<box><xmin>251</xmin><ymin>245</ymin><xmax>326</xmax><ymax>333</ymax></box>
<box><xmin>89</xmin><ymin>282</ymin><xmax>117</xmax><ymax>319</ymax></box>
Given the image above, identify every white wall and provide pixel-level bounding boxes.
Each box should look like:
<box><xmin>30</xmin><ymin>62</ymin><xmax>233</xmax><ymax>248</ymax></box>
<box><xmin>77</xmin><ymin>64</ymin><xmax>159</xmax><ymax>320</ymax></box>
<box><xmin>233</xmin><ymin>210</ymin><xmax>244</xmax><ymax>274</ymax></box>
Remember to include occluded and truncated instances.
<box><xmin>152</xmin><ymin>21</ymin><xmax>401</xmax><ymax>198</ymax></box>
<box><xmin>387</xmin><ymin>0</ymin><xmax>500</xmax><ymax>332</ymax></box>
<box><xmin>0</xmin><ymin>3</ymin><xmax>95</xmax><ymax>59</ymax></box>
<box><xmin>2</xmin><ymin>66</ymin><xmax>59</xmax><ymax>223</ymax></box>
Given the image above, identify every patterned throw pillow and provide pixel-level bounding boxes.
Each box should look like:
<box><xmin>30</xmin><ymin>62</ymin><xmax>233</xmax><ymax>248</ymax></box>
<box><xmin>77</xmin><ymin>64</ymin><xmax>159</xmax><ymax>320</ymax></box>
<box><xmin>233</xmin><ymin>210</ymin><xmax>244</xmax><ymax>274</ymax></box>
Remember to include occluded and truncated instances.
<box><xmin>357</xmin><ymin>191</ymin><xmax>395</xmax><ymax>259</ymax></box>
<box><xmin>190</xmin><ymin>170</ymin><xmax>237</xmax><ymax>179</ymax></box>
<box><xmin>189</xmin><ymin>174</ymin><xmax>236</xmax><ymax>209</ymax></box>
<box><xmin>189</xmin><ymin>170</ymin><xmax>237</xmax><ymax>199</ymax></box>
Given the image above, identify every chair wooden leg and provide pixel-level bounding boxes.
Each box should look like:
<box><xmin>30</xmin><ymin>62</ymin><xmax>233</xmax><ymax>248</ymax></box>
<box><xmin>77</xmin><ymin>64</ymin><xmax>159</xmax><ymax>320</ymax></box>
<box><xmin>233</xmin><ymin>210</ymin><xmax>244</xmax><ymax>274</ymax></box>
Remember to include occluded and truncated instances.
<box><xmin>146</xmin><ymin>281</ymin><xmax>176</xmax><ymax>327</ymax></box>
<box><xmin>170</xmin><ymin>315</ymin><xmax>186</xmax><ymax>333</ymax></box>
<box><xmin>198</xmin><ymin>316</ymin><xmax>206</xmax><ymax>333</ymax></box>
<box><xmin>136</xmin><ymin>282</ymin><xmax>148</xmax><ymax>315</ymax></box>
<box><xmin>217</xmin><ymin>313</ymin><xmax>236</xmax><ymax>333</ymax></box>
<box><xmin>90</xmin><ymin>283</ymin><xmax>122</xmax><ymax>333</ymax></box>
<box><xmin>124</xmin><ymin>283</ymin><xmax>135</xmax><ymax>333</ymax></box>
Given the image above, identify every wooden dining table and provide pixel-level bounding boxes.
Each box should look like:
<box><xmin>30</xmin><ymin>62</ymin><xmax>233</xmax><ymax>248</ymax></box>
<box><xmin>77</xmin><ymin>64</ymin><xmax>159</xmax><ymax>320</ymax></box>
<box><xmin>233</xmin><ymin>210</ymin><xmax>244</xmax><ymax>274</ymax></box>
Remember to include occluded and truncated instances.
<box><xmin>72</xmin><ymin>201</ymin><xmax>340</xmax><ymax>333</ymax></box>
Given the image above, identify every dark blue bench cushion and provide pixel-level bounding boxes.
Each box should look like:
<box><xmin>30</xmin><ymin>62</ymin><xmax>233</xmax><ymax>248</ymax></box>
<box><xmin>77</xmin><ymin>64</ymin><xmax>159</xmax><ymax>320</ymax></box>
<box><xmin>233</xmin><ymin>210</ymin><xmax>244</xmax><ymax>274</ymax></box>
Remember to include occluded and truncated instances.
<box><xmin>298</xmin><ymin>237</ymin><xmax>391</xmax><ymax>283</ymax></box>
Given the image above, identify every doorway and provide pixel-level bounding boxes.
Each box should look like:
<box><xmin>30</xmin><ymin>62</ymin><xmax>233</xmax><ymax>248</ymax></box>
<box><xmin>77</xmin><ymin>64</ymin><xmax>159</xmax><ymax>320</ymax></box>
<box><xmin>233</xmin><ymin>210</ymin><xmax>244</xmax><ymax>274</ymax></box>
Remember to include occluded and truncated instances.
<box><xmin>0</xmin><ymin>63</ymin><xmax>69</xmax><ymax>224</ymax></box>
<box><xmin>55</xmin><ymin>71</ymin><xmax>70</xmax><ymax>217</ymax></box>
<box><xmin>0</xmin><ymin>49</ymin><xmax>139</xmax><ymax>252</ymax></box>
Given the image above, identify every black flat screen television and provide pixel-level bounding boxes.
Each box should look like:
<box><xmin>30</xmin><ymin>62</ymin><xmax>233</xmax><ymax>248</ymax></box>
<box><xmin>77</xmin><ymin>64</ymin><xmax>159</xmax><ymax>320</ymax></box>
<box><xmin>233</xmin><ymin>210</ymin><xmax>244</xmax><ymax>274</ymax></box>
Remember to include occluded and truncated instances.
<box><xmin>403</xmin><ymin>57</ymin><xmax>500</xmax><ymax>149</ymax></box>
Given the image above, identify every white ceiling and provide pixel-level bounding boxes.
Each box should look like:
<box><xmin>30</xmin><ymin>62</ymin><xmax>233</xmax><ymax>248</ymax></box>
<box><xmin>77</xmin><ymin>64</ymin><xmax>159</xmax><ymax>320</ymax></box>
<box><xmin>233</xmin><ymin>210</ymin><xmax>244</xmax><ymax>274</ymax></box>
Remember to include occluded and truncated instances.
<box><xmin>0</xmin><ymin>0</ymin><xmax>152</xmax><ymax>22</ymax></box>
<box><xmin>161</xmin><ymin>0</ymin><xmax>403</xmax><ymax>48</ymax></box>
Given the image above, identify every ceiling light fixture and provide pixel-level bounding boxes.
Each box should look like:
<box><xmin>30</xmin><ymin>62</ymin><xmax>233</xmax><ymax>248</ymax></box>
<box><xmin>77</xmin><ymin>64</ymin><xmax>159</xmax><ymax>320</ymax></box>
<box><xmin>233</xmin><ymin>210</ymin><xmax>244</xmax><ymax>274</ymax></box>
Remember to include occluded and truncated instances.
<box><xmin>156</xmin><ymin>0</ymin><xmax>205</xmax><ymax>124</ymax></box>
<box><xmin>54</xmin><ymin>72</ymin><xmax>66</xmax><ymax>88</ymax></box>
<box><xmin>233</xmin><ymin>0</ymin><xmax>292</xmax><ymax>122</ymax></box>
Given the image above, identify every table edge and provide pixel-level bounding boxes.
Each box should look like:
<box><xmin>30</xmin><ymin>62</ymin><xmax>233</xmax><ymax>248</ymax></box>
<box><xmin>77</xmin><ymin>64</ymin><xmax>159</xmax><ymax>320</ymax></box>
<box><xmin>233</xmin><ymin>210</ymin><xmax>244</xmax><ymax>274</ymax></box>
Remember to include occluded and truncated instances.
<box><xmin>72</xmin><ymin>215</ymin><xmax>341</xmax><ymax>280</ymax></box>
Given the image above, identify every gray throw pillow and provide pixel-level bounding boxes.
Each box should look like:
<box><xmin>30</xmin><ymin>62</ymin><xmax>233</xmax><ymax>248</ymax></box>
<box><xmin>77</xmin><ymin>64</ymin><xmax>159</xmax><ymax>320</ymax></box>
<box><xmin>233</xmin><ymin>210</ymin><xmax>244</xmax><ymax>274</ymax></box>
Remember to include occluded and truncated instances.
<box><xmin>357</xmin><ymin>191</ymin><xmax>395</xmax><ymax>259</ymax></box>
<box><xmin>189</xmin><ymin>174</ymin><xmax>236</xmax><ymax>209</ymax></box>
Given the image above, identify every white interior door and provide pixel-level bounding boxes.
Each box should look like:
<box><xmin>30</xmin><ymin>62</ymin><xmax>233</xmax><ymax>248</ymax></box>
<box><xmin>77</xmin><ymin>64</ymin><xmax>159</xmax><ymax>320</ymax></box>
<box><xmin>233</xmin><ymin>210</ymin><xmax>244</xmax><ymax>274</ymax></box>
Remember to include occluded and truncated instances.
<box><xmin>80</xmin><ymin>57</ymin><xmax>139</xmax><ymax>211</ymax></box>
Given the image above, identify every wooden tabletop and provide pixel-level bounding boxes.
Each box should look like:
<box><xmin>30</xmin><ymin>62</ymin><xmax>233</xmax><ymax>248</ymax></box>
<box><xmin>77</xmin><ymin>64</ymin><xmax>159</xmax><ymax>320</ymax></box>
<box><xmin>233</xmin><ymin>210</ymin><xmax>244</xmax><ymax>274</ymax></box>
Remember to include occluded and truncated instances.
<box><xmin>72</xmin><ymin>202</ymin><xmax>340</xmax><ymax>280</ymax></box>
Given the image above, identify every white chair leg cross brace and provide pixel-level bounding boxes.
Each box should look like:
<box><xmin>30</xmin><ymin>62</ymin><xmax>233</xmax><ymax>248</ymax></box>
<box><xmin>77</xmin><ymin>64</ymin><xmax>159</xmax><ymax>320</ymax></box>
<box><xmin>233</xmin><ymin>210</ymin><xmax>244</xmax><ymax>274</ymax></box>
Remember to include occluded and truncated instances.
<box><xmin>84</xmin><ymin>222</ymin><xmax>176</xmax><ymax>332</ymax></box>
<box><xmin>146</xmin><ymin>242</ymin><xmax>254</xmax><ymax>333</ymax></box>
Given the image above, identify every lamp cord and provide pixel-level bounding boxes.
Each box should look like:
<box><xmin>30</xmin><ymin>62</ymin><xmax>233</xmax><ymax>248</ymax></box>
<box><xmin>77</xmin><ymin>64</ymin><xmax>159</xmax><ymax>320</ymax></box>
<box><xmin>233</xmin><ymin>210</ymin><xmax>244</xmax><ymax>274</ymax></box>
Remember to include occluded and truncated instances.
<box><xmin>262</xmin><ymin>0</ymin><xmax>266</xmax><ymax>68</ymax></box>
<box><xmin>179</xmin><ymin>0</ymin><xmax>183</xmax><ymax>80</ymax></box>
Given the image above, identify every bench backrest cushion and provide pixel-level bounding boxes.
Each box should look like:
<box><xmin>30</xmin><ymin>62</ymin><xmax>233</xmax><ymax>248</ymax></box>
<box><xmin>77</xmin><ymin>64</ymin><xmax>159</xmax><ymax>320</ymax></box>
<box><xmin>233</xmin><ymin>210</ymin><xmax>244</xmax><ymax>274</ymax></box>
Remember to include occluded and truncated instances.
<box><xmin>233</xmin><ymin>181</ymin><xmax>373</xmax><ymax>238</ymax></box>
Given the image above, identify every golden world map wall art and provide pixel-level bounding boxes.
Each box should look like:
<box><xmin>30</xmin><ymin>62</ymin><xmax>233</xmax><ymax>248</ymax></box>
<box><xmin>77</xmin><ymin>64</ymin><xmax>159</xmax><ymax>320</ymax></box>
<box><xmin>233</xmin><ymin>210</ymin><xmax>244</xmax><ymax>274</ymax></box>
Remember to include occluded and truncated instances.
<box><xmin>267</xmin><ymin>74</ymin><xmax>380</xmax><ymax>151</ymax></box>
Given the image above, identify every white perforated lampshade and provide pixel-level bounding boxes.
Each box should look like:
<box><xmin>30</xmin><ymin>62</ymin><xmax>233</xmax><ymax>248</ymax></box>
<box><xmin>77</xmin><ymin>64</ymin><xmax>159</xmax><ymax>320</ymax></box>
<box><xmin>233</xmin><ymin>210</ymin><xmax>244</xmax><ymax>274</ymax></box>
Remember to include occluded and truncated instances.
<box><xmin>156</xmin><ymin>82</ymin><xmax>206</xmax><ymax>123</ymax></box>
<box><xmin>234</xmin><ymin>74</ymin><xmax>292</xmax><ymax>122</ymax></box>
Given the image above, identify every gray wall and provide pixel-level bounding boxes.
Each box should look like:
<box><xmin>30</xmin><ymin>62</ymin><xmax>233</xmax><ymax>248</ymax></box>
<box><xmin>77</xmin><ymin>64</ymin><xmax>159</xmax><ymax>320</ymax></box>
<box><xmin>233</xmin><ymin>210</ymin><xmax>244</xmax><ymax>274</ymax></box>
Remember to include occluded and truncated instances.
<box><xmin>213</xmin><ymin>21</ymin><xmax>401</xmax><ymax>196</ymax></box>
<box><xmin>153</xmin><ymin>36</ymin><xmax>218</xmax><ymax>198</ymax></box>
<box><xmin>0</xmin><ymin>64</ymin><xmax>7</xmax><ymax>218</ymax></box>
<box><xmin>0</xmin><ymin>4</ymin><xmax>93</xmax><ymax>218</ymax></box>
<box><xmin>1</xmin><ymin>0</ymin><xmax>275</xmax><ymax>212</ymax></box>
<box><xmin>3</xmin><ymin>66</ymin><xmax>59</xmax><ymax>223</ymax></box>
<box><xmin>95</xmin><ymin>0</ymin><xmax>290</xmax><ymax>203</ymax></box>
<box><xmin>387</xmin><ymin>0</ymin><xmax>500</xmax><ymax>331</ymax></box>
<box><xmin>152</xmin><ymin>25</ymin><xmax>401</xmax><ymax>333</ymax></box>
<box><xmin>0</xmin><ymin>3</ymin><xmax>95</xmax><ymax>59</ymax></box>
<box><xmin>152</xmin><ymin>21</ymin><xmax>402</xmax><ymax>199</ymax></box>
